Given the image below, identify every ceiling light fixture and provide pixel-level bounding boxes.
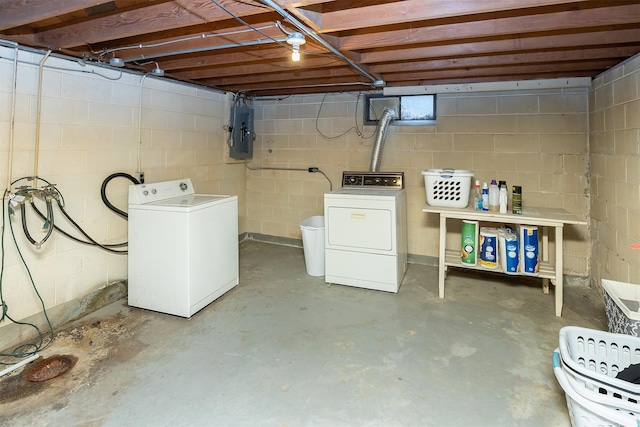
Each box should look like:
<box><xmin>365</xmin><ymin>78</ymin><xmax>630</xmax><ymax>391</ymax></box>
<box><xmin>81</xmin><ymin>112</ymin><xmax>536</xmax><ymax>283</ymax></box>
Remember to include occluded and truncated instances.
<box><xmin>109</xmin><ymin>57</ymin><xmax>125</xmax><ymax>67</ymax></box>
<box><xmin>286</xmin><ymin>32</ymin><xmax>305</xmax><ymax>62</ymax></box>
<box><xmin>150</xmin><ymin>62</ymin><xmax>164</xmax><ymax>76</ymax></box>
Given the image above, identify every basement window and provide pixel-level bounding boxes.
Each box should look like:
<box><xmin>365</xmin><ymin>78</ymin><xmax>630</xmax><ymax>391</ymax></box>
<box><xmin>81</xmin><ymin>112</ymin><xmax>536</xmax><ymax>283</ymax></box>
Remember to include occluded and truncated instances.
<box><xmin>364</xmin><ymin>94</ymin><xmax>436</xmax><ymax>126</ymax></box>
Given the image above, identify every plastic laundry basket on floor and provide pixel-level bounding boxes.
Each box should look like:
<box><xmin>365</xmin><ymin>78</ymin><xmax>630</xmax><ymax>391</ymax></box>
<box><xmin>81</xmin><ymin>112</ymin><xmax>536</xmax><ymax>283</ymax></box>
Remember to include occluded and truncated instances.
<box><xmin>300</xmin><ymin>216</ymin><xmax>325</xmax><ymax>276</ymax></box>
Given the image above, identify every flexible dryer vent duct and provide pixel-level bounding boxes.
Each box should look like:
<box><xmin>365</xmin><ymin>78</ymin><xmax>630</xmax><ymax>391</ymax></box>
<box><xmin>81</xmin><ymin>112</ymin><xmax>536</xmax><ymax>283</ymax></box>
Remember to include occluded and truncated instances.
<box><xmin>369</xmin><ymin>107</ymin><xmax>396</xmax><ymax>172</ymax></box>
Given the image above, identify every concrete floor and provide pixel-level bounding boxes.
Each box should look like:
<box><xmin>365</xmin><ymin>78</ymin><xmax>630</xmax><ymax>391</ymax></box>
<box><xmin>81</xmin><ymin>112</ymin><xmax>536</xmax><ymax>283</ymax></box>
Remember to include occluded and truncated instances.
<box><xmin>0</xmin><ymin>239</ymin><xmax>607</xmax><ymax>427</ymax></box>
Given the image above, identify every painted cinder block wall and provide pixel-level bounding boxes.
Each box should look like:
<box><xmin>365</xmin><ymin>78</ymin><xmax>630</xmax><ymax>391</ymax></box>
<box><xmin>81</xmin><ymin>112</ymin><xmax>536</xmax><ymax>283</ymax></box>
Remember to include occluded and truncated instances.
<box><xmin>250</xmin><ymin>88</ymin><xmax>591</xmax><ymax>278</ymax></box>
<box><xmin>0</xmin><ymin>47</ymin><xmax>242</xmax><ymax>348</ymax></box>
<box><xmin>589</xmin><ymin>53</ymin><xmax>640</xmax><ymax>288</ymax></box>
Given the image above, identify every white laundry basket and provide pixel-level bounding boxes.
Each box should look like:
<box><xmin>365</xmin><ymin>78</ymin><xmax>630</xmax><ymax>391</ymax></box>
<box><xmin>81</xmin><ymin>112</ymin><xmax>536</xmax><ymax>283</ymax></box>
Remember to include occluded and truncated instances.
<box><xmin>552</xmin><ymin>351</ymin><xmax>639</xmax><ymax>427</ymax></box>
<box><xmin>558</xmin><ymin>326</ymin><xmax>640</xmax><ymax>404</ymax></box>
<box><xmin>422</xmin><ymin>168</ymin><xmax>473</xmax><ymax>208</ymax></box>
<box><xmin>300</xmin><ymin>216</ymin><xmax>325</xmax><ymax>276</ymax></box>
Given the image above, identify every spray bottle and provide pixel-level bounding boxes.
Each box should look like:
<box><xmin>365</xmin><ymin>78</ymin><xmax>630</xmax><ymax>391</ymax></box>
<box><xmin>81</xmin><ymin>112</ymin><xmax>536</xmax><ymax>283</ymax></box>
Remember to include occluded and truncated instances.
<box><xmin>481</xmin><ymin>182</ymin><xmax>489</xmax><ymax>211</ymax></box>
<box><xmin>473</xmin><ymin>180</ymin><xmax>482</xmax><ymax>210</ymax></box>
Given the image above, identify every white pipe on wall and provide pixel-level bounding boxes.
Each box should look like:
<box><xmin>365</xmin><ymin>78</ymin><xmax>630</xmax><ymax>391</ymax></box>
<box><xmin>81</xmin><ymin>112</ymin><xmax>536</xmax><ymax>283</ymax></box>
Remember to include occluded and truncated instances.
<box><xmin>137</xmin><ymin>74</ymin><xmax>148</xmax><ymax>175</ymax></box>
<box><xmin>6</xmin><ymin>46</ymin><xmax>19</xmax><ymax>193</ymax></box>
<box><xmin>33</xmin><ymin>50</ymin><xmax>52</xmax><ymax>187</ymax></box>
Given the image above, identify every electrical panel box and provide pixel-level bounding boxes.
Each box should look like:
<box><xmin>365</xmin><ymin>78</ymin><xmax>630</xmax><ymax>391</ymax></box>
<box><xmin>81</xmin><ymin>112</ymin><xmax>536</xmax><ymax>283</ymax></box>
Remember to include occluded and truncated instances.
<box><xmin>229</xmin><ymin>106</ymin><xmax>254</xmax><ymax>159</ymax></box>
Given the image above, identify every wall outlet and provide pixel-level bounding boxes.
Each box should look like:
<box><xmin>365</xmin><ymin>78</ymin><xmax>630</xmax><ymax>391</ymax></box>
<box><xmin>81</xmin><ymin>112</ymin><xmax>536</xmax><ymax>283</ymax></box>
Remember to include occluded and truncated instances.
<box><xmin>137</xmin><ymin>172</ymin><xmax>145</xmax><ymax>183</ymax></box>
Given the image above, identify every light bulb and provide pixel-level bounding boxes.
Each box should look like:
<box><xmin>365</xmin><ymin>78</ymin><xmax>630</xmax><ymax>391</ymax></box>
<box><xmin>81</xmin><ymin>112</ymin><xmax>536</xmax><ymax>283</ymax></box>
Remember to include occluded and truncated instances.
<box><xmin>286</xmin><ymin>32</ymin><xmax>305</xmax><ymax>62</ymax></box>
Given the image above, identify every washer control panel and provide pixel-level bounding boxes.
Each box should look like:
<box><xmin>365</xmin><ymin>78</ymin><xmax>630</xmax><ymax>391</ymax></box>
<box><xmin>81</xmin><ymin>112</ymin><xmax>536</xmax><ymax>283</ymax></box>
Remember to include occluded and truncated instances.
<box><xmin>341</xmin><ymin>171</ymin><xmax>404</xmax><ymax>189</ymax></box>
<box><xmin>129</xmin><ymin>178</ymin><xmax>194</xmax><ymax>205</ymax></box>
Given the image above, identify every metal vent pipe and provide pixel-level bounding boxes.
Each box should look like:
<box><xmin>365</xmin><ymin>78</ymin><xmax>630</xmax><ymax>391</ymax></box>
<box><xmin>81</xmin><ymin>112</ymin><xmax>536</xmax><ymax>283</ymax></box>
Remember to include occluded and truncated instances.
<box><xmin>369</xmin><ymin>107</ymin><xmax>396</xmax><ymax>172</ymax></box>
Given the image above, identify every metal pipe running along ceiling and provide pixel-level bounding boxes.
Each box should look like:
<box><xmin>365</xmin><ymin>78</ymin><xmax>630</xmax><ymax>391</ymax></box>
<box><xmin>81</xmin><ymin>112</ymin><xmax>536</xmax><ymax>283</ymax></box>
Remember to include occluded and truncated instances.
<box><xmin>258</xmin><ymin>0</ymin><xmax>385</xmax><ymax>87</ymax></box>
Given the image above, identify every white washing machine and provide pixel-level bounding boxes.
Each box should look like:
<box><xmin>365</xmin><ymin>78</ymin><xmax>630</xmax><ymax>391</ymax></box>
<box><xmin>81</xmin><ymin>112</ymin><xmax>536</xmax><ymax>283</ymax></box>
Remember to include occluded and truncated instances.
<box><xmin>127</xmin><ymin>178</ymin><xmax>238</xmax><ymax>317</ymax></box>
<box><xmin>324</xmin><ymin>172</ymin><xmax>407</xmax><ymax>293</ymax></box>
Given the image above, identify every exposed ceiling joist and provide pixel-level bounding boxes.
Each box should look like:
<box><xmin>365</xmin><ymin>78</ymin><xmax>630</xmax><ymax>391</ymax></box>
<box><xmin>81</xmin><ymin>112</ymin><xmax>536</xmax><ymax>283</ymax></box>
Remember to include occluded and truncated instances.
<box><xmin>0</xmin><ymin>0</ymin><xmax>108</xmax><ymax>30</ymax></box>
<box><xmin>339</xmin><ymin>5</ymin><xmax>640</xmax><ymax>52</ymax></box>
<box><xmin>290</xmin><ymin>0</ymin><xmax>592</xmax><ymax>33</ymax></box>
<box><xmin>31</xmin><ymin>1</ymin><xmax>267</xmax><ymax>49</ymax></box>
<box><xmin>0</xmin><ymin>0</ymin><xmax>638</xmax><ymax>96</ymax></box>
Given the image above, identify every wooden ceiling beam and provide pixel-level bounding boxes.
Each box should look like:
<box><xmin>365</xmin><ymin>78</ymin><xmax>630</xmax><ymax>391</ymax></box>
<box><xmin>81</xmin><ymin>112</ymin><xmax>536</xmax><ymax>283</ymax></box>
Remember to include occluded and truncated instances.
<box><xmin>371</xmin><ymin>46</ymin><xmax>640</xmax><ymax>74</ymax></box>
<box><xmin>0</xmin><ymin>0</ymin><xmax>110</xmax><ymax>31</ymax></box>
<box><xmin>220</xmin><ymin>74</ymin><xmax>369</xmax><ymax>91</ymax></box>
<box><xmin>362</xmin><ymin>28</ymin><xmax>640</xmax><ymax>65</ymax></box>
<box><xmin>159</xmin><ymin>47</ymin><xmax>289</xmax><ymax>71</ymax></box>
<box><xmin>206</xmin><ymin>66</ymin><xmax>358</xmax><ymax>86</ymax></box>
<box><xmin>30</xmin><ymin>0</ymin><xmax>269</xmax><ymax>49</ymax></box>
<box><xmin>174</xmin><ymin>56</ymin><xmax>345</xmax><ymax>79</ymax></box>
<box><xmin>157</xmin><ymin>42</ymin><xmax>329</xmax><ymax>71</ymax></box>
<box><xmin>243</xmin><ymin>84</ymin><xmax>370</xmax><ymax>97</ymax></box>
<box><xmin>383</xmin><ymin>59</ymin><xmax>619</xmax><ymax>83</ymax></box>
<box><xmin>273</xmin><ymin>0</ymin><xmax>334</xmax><ymax>29</ymax></box>
<box><xmin>272</xmin><ymin>0</ymin><xmax>334</xmax><ymax>6</ymax></box>
<box><xmin>292</xmin><ymin>0</ymin><xmax>591</xmax><ymax>32</ymax></box>
<box><xmin>339</xmin><ymin>4</ymin><xmax>640</xmax><ymax>51</ymax></box>
<box><xmin>371</xmin><ymin>47</ymin><xmax>637</xmax><ymax>77</ymax></box>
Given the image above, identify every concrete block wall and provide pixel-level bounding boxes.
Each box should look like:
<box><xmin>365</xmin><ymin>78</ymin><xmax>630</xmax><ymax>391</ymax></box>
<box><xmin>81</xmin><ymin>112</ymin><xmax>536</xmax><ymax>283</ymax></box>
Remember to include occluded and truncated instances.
<box><xmin>590</xmin><ymin>53</ymin><xmax>640</xmax><ymax>287</ymax></box>
<box><xmin>0</xmin><ymin>47</ymin><xmax>238</xmax><ymax>343</ymax></box>
<box><xmin>250</xmin><ymin>88</ymin><xmax>590</xmax><ymax>275</ymax></box>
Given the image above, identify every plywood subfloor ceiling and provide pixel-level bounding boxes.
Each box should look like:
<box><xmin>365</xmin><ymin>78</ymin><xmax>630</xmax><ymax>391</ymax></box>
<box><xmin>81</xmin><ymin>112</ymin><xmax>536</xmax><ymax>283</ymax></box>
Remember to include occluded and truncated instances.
<box><xmin>1</xmin><ymin>0</ymin><xmax>639</xmax><ymax>96</ymax></box>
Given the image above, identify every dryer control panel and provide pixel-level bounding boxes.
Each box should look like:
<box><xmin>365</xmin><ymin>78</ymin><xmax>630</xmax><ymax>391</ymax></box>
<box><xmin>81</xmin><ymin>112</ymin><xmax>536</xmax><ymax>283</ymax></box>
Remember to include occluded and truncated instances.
<box><xmin>341</xmin><ymin>171</ymin><xmax>404</xmax><ymax>189</ymax></box>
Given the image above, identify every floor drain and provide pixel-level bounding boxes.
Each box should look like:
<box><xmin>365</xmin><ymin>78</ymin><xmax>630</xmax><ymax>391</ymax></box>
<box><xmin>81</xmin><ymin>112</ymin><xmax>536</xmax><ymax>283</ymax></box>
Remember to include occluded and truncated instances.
<box><xmin>25</xmin><ymin>355</ymin><xmax>76</xmax><ymax>382</ymax></box>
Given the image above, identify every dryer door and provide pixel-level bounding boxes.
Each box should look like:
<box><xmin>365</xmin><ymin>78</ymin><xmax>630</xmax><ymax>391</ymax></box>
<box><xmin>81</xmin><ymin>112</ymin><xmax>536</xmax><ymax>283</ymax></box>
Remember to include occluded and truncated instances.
<box><xmin>326</xmin><ymin>206</ymin><xmax>393</xmax><ymax>252</ymax></box>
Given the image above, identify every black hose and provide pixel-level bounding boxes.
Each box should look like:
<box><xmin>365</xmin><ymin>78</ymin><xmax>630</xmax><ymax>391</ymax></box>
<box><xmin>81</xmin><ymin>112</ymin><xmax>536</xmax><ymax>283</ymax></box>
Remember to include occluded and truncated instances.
<box><xmin>100</xmin><ymin>173</ymin><xmax>140</xmax><ymax>220</ymax></box>
<box><xmin>42</xmin><ymin>198</ymin><xmax>54</xmax><ymax>244</ymax></box>
<box><xmin>20</xmin><ymin>204</ymin><xmax>37</xmax><ymax>246</ymax></box>
<box><xmin>29</xmin><ymin>201</ymin><xmax>128</xmax><ymax>249</ymax></box>
<box><xmin>55</xmin><ymin>199</ymin><xmax>127</xmax><ymax>254</ymax></box>
<box><xmin>20</xmin><ymin>198</ymin><xmax>55</xmax><ymax>249</ymax></box>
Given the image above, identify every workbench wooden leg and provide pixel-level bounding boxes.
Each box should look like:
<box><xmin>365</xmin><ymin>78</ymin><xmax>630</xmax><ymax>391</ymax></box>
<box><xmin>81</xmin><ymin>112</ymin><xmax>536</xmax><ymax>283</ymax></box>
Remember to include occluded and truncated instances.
<box><xmin>439</xmin><ymin>215</ymin><xmax>446</xmax><ymax>298</ymax></box>
<box><xmin>542</xmin><ymin>226</ymin><xmax>549</xmax><ymax>294</ymax></box>
<box><xmin>555</xmin><ymin>225</ymin><xmax>564</xmax><ymax>317</ymax></box>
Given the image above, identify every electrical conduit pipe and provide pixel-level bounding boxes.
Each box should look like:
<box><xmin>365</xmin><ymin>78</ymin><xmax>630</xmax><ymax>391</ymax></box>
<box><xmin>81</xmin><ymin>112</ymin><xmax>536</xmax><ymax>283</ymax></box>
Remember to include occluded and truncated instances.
<box><xmin>6</xmin><ymin>44</ymin><xmax>19</xmax><ymax>194</ymax></box>
<box><xmin>33</xmin><ymin>50</ymin><xmax>52</xmax><ymax>188</ymax></box>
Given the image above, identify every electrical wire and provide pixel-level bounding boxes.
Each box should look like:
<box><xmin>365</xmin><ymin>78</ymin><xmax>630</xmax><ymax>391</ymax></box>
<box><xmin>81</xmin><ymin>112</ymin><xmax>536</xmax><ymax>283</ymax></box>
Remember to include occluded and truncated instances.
<box><xmin>244</xmin><ymin>162</ymin><xmax>333</xmax><ymax>191</ymax></box>
<box><xmin>315</xmin><ymin>169</ymin><xmax>333</xmax><ymax>191</ymax></box>
<box><xmin>0</xmin><ymin>189</ymin><xmax>54</xmax><ymax>365</ymax></box>
<box><xmin>210</xmin><ymin>0</ymin><xmax>334</xmax><ymax>58</ymax></box>
<box><xmin>315</xmin><ymin>92</ymin><xmax>377</xmax><ymax>140</ymax></box>
<box><xmin>225</xmin><ymin>93</ymin><xmax>245</xmax><ymax>147</ymax></box>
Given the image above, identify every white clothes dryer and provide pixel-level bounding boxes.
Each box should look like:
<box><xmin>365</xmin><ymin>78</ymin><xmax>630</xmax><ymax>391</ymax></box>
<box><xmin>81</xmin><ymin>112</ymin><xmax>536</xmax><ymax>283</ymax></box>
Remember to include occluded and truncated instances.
<box><xmin>324</xmin><ymin>172</ymin><xmax>407</xmax><ymax>293</ymax></box>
